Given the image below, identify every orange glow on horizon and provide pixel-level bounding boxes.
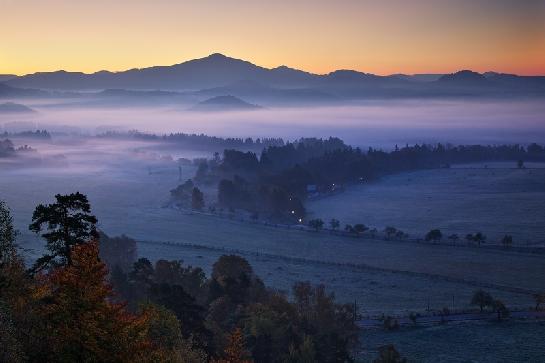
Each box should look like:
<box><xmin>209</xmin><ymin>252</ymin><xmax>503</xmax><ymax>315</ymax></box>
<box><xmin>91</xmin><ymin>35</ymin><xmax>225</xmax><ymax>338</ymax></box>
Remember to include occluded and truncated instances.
<box><xmin>1</xmin><ymin>0</ymin><xmax>544</xmax><ymax>76</ymax></box>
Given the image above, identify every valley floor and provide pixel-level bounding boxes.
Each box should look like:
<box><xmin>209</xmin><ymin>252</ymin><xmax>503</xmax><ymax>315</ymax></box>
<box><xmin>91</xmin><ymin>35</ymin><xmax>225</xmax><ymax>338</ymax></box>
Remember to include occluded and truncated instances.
<box><xmin>2</xmin><ymin>160</ymin><xmax>544</xmax><ymax>315</ymax></box>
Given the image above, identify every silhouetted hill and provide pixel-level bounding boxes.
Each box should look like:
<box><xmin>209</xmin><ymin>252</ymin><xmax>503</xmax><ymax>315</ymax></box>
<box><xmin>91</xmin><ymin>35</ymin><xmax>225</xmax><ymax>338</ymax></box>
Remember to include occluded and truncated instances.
<box><xmin>197</xmin><ymin>80</ymin><xmax>336</xmax><ymax>105</ymax></box>
<box><xmin>0</xmin><ymin>102</ymin><xmax>36</xmax><ymax>113</ymax></box>
<box><xmin>97</xmin><ymin>89</ymin><xmax>181</xmax><ymax>97</ymax></box>
<box><xmin>0</xmin><ymin>75</ymin><xmax>17</xmax><ymax>82</ymax></box>
<box><xmin>0</xmin><ymin>83</ymin><xmax>49</xmax><ymax>98</ymax></box>
<box><xmin>4</xmin><ymin>54</ymin><xmax>545</xmax><ymax>99</ymax></box>
<box><xmin>324</xmin><ymin>70</ymin><xmax>386</xmax><ymax>83</ymax></box>
<box><xmin>438</xmin><ymin>70</ymin><xmax>488</xmax><ymax>85</ymax></box>
<box><xmin>483</xmin><ymin>72</ymin><xmax>545</xmax><ymax>93</ymax></box>
<box><xmin>192</xmin><ymin>95</ymin><xmax>261</xmax><ymax>111</ymax></box>
<box><xmin>392</xmin><ymin>74</ymin><xmax>445</xmax><ymax>82</ymax></box>
<box><xmin>6</xmin><ymin>53</ymin><xmax>316</xmax><ymax>90</ymax></box>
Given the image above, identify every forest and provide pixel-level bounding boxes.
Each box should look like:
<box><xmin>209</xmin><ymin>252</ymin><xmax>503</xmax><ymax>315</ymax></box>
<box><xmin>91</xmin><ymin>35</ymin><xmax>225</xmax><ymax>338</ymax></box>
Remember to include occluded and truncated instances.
<box><xmin>0</xmin><ymin>195</ymin><xmax>361</xmax><ymax>362</ymax></box>
<box><xmin>172</xmin><ymin>139</ymin><xmax>545</xmax><ymax>221</ymax></box>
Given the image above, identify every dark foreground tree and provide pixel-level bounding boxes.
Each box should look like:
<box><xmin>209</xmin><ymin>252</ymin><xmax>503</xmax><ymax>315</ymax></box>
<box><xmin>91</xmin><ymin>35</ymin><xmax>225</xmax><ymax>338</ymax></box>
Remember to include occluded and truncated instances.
<box><xmin>1</xmin><ymin>200</ymin><xmax>19</xmax><ymax>289</ymax></box>
<box><xmin>0</xmin><ymin>201</ymin><xmax>28</xmax><ymax>363</ymax></box>
<box><xmin>29</xmin><ymin>192</ymin><xmax>98</xmax><ymax>271</ymax></box>
<box><xmin>32</xmin><ymin>241</ymin><xmax>151</xmax><ymax>362</ymax></box>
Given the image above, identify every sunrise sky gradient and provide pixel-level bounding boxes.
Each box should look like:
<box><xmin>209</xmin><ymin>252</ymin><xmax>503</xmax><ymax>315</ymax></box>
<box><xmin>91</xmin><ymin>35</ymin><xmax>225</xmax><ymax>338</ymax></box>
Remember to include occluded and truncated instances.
<box><xmin>1</xmin><ymin>0</ymin><xmax>544</xmax><ymax>76</ymax></box>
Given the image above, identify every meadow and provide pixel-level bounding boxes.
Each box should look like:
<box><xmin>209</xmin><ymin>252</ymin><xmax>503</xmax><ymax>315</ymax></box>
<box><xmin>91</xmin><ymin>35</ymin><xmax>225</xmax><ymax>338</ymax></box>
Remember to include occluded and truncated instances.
<box><xmin>359</xmin><ymin>321</ymin><xmax>545</xmax><ymax>362</ymax></box>
<box><xmin>1</xmin><ymin>148</ymin><xmax>543</xmax><ymax>315</ymax></box>
<box><xmin>308</xmin><ymin>162</ymin><xmax>545</xmax><ymax>244</ymax></box>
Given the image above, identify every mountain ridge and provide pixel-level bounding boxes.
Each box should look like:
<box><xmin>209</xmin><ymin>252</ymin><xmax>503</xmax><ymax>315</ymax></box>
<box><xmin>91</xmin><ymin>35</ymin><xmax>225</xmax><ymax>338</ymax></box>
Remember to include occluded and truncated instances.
<box><xmin>3</xmin><ymin>54</ymin><xmax>545</xmax><ymax>99</ymax></box>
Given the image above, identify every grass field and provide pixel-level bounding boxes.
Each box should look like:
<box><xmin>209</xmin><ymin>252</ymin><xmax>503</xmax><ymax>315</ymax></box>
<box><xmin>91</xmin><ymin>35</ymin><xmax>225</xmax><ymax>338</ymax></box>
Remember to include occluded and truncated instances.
<box><xmin>307</xmin><ymin>162</ymin><xmax>545</xmax><ymax>244</ymax></box>
<box><xmin>137</xmin><ymin>241</ymin><xmax>534</xmax><ymax>315</ymax></box>
<box><xmin>2</xmin><ymin>158</ymin><xmax>544</xmax><ymax>315</ymax></box>
<box><xmin>359</xmin><ymin>320</ymin><xmax>545</xmax><ymax>362</ymax></box>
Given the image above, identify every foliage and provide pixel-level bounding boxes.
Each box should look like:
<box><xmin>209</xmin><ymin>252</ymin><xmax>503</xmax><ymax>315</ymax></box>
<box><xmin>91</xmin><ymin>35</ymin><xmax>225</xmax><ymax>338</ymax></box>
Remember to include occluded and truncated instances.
<box><xmin>292</xmin><ymin>282</ymin><xmax>359</xmax><ymax>362</ymax></box>
<box><xmin>142</xmin><ymin>304</ymin><xmax>207</xmax><ymax>363</ymax></box>
<box><xmin>425</xmin><ymin>229</ymin><xmax>443</xmax><ymax>243</ymax></box>
<box><xmin>0</xmin><ymin>200</ymin><xmax>19</xmax><ymax>290</ymax></box>
<box><xmin>0</xmin><ymin>302</ymin><xmax>25</xmax><ymax>363</ymax></box>
<box><xmin>170</xmin><ymin>179</ymin><xmax>195</xmax><ymax>203</ymax></box>
<box><xmin>471</xmin><ymin>289</ymin><xmax>494</xmax><ymax>312</ymax></box>
<box><xmin>1</xmin><ymin>196</ymin><xmax>361</xmax><ymax>362</ymax></box>
<box><xmin>382</xmin><ymin>316</ymin><xmax>400</xmax><ymax>331</ymax></box>
<box><xmin>466</xmin><ymin>232</ymin><xmax>487</xmax><ymax>246</ymax></box>
<box><xmin>29</xmin><ymin>192</ymin><xmax>98</xmax><ymax>271</ymax></box>
<box><xmin>192</xmin><ymin>187</ymin><xmax>205</xmax><ymax>210</ymax></box>
<box><xmin>0</xmin><ymin>139</ymin><xmax>16</xmax><ymax>157</ymax></box>
<box><xmin>491</xmin><ymin>299</ymin><xmax>509</xmax><ymax>321</ymax></box>
<box><xmin>99</xmin><ymin>232</ymin><xmax>137</xmax><ymax>273</ymax></box>
<box><xmin>308</xmin><ymin>218</ymin><xmax>324</xmax><ymax>231</ymax></box>
<box><xmin>213</xmin><ymin>328</ymin><xmax>252</xmax><ymax>363</ymax></box>
<box><xmin>383</xmin><ymin>226</ymin><xmax>398</xmax><ymax>239</ymax></box>
<box><xmin>353</xmin><ymin>224</ymin><xmax>369</xmax><ymax>234</ymax></box>
<box><xmin>31</xmin><ymin>240</ymin><xmax>152</xmax><ymax>362</ymax></box>
<box><xmin>373</xmin><ymin>344</ymin><xmax>407</xmax><ymax>363</ymax></box>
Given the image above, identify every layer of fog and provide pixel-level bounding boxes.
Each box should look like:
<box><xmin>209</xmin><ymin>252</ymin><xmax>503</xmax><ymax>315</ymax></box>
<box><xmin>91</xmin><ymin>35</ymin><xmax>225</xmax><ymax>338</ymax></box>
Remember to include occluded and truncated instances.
<box><xmin>2</xmin><ymin>98</ymin><xmax>545</xmax><ymax>149</ymax></box>
<box><xmin>1</xmin><ymin>97</ymin><xmax>544</xmax><ymax>271</ymax></box>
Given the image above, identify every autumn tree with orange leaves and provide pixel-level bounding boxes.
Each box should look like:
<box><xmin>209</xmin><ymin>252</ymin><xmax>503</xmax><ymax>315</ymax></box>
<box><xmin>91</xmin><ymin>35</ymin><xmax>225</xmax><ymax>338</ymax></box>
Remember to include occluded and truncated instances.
<box><xmin>213</xmin><ymin>328</ymin><xmax>253</xmax><ymax>363</ymax></box>
<box><xmin>32</xmin><ymin>240</ymin><xmax>151</xmax><ymax>362</ymax></box>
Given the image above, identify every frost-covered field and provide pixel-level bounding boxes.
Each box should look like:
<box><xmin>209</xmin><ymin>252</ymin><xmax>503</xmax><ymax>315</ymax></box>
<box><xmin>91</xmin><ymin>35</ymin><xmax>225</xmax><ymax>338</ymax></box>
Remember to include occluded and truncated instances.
<box><xmin>359</xmin><ymin>321</ymin><xmax>545</xmax><ymax>362</ymax></box>
<box><xmin>307</xmin><ymin>163</ymin><xmax>545</xmax><ymax>244</ymax></box>
<box><xmin>136</xmin><ymin>242</ymin><xmax>533</xmax><ymax>315</ymax></box>
<box><xmin>1</xmin><ymin>151</ymin><xmax>544</xmax><ymax>314</ymax></box>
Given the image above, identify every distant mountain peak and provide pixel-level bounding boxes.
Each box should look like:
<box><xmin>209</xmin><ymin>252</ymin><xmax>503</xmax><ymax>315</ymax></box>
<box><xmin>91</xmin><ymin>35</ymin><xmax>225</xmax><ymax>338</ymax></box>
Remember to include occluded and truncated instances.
<box><xmin>438</xmin><ymin>70</ymin><xmax>487</xmax><ymax>83</ymax></box>
<box><xmin>206</xmin><ymin>53</ymin><xmax>228</xmax><ymax>59</ymax></box>
<box><xmin>190</xmin><ymin>53</ymin><xmax>245</xmax><ymax>65</ymax></box>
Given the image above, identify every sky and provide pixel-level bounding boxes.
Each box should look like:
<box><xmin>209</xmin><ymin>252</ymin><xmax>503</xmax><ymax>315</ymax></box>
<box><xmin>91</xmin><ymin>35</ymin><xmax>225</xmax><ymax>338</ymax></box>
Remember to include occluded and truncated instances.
<box><xmin>1</xmin><ymin>0</ymin><xmax>544</xmax><ymax>76</ymax></box>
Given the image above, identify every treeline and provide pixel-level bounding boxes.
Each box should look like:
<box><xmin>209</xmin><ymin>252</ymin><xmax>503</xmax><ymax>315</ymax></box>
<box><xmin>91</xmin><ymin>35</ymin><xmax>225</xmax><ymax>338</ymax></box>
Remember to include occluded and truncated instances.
<box><xmin>187</xmin><ymin>141</ymin><xmax>545</xmax><ymax>221</ymax></box>
<box><xmin>1</xmin><ymin>136</ymin><xmax>40</xmax><ymax>158</ymax></box>
<box><xmin>0</xmin><ymin>195</ymin><xmax>359</xmax><ymax>362</ymax></box>
<box><xmin>98</xmin><ymin>130</ymin><xmax>285</xmax><ymax>151</ymax></box>
<box><xmin>0</xmin><ymin>130</ymin><xmax>51</xmax><ymax>140</ymax></box>
<box><xmin>0</xmin><ymin>139</ymin><xmax>15</xmax><ymax>157</ymax></box>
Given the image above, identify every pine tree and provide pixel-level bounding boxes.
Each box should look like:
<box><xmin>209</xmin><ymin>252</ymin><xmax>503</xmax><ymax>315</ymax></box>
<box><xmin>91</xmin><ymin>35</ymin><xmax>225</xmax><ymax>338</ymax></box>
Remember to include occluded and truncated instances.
<box><xmin>29</xmin><ymin>192</ymin><xmax>98</xmax><ymax>271</ymax></box>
